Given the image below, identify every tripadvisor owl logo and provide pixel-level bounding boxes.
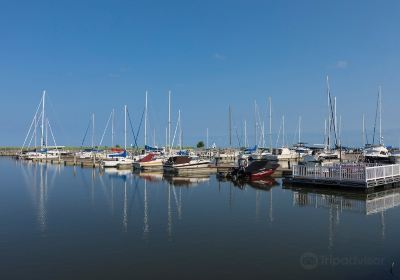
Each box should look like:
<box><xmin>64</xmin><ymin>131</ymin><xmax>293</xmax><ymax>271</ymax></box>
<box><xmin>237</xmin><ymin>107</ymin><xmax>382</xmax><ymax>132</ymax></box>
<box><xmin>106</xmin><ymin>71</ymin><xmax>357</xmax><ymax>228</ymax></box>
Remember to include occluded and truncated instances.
<box><xmin>300</xmin><ymin>252</ymin><xmax>318</xmax><ymax>270</ymax></box>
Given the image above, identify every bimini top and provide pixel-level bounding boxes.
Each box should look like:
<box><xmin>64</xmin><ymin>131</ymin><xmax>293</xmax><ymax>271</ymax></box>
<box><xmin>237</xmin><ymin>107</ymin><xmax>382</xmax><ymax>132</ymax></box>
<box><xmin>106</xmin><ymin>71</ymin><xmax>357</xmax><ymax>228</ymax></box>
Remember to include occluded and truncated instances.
<box><xmin>145</xmin><ymin>145</ymin><xmax>164</xmax><ymax>153</ymax></box>
<box><xmin>108</xmin><ymin>150</ymin><xmax>127</xmax><ymax>158</ymax></box>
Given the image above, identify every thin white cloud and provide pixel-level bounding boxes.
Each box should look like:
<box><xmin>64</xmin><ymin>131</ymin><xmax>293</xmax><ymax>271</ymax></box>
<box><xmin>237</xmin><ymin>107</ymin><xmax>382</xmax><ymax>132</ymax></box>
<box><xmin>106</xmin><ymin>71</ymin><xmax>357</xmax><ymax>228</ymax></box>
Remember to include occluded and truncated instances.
<box><xmin>108</xmin><ymin>73</ymin><xmax>120</xmax><ymax>78</ymax></box>
<box><xmin>336</xmin><ymin>60</ymin><xmax>349</xmax><ymax>69</ymax></box>
<box><xmin>213</xmin><ymin>53</ymin><xmax>226</xmax><ymax>60</ymax></box>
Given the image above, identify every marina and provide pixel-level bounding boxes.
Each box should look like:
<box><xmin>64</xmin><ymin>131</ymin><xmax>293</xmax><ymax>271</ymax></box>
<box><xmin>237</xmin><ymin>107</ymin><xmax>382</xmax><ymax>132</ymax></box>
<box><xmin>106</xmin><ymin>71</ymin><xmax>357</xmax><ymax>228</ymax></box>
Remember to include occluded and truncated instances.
<box><xmin>0</xmin><ymin>157</ymin><xmax>399</xmax><ymax>279</ymax></box>
<box><xmin>2</xmin><ymin>2</ymin><xmax>400</xmax><ymax>279</ymax></box>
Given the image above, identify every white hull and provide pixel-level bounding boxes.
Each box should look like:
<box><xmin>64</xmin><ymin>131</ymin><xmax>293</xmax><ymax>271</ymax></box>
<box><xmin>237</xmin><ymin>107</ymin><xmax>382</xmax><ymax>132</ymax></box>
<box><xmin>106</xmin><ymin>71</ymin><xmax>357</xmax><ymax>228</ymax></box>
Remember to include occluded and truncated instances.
<box><xmin>102</xmin><ymin>156</ymin><xmax>134</xmax><ymax>168</ymax></box>
<box><xmin>163</xmin><ymin>160</ymin><xmax>211</xmax><ymax>173</ymax></box>
<box><xmin>133</xmin><ymin>158</ymin><xmax>164</xmax><ymax>170</ymax></box>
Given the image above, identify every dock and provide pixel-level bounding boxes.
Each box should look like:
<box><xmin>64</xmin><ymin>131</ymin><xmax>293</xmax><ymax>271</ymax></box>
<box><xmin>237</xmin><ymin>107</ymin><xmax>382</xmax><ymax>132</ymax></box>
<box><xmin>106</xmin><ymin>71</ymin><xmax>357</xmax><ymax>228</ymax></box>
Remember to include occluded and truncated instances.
<box><xmin>286</xmin><ymin>163</ymin><xmax>400</xmax><ymax>189</ymax></box>
<box><xmin>17</xmin><ymin>156</ymin><xmax>101</xmax><ymax>168</ymax></box>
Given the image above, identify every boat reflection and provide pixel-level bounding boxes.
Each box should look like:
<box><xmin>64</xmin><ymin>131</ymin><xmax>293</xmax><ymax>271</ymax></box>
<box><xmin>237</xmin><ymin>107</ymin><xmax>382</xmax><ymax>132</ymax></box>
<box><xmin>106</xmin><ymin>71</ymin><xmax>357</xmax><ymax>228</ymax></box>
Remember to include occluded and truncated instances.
<box><xmin>163</xmin><ymin>173</ymin><xmax>210</xmax><ymax>187</ymax></box>
<box><xmin>237</xmin><ymin>178</ymin><xmax>277</xmax><ymax>191</ymax></box>
<box><xmin>102</xmin><ymin>168</ymin><xmax>132</xmax><ymax>180</ymax></box>
<box><xmin>218</xmin><ymin>175</ymin><xmax>278</xmax><ymax>191</ymax></box>
<box><xmin>136</xmin><ymin>171</ymin><xmax>164</xmax><ymax>182</ymax></box>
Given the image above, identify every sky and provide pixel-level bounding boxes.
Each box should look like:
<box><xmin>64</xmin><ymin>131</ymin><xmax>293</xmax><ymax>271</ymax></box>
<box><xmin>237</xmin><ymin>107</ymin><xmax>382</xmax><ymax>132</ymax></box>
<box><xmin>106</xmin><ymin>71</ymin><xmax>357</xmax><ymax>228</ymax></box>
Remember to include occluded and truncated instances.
<box><xmin>1</xmin><ymin>0</ymin><xmax>400</xmax><ymax>147</ymax></box>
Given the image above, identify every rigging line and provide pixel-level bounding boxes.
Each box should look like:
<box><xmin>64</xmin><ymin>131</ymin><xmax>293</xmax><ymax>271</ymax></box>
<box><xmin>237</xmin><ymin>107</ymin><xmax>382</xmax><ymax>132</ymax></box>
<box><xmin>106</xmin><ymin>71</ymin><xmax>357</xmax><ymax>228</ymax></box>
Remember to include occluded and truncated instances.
<box><xmin>21</xmin><ymin>96</ymin><xmax>43</xmax><ymax>152</ymax></box>
<box><xmin>326</xmin><ymin>84</ymin><xmax>338</xmax><ymax>148</ymax></box>
<box><xmin>81</xmin><ymin>117</ymin><xmax>92</xmax><ymax>147</ymax></box>
<box><xmin>98</xmin><ymin>110</ymin><xmax>113</xmax><ymax>147</ymax></box>
<box><xmin>47</xmin><ymin>119</ymin><xmax>58</xmax><ymax>148</ymax></box>
<box><xmin>328</xmin><ymin>93</ymin><xmax>337</xmax><ymax>147</ymax></box>
<box><xmin>27</xmin><ymin>116</ymin><xmax>41</xmax><ymax>149</ymax></box>
<box><xmin>46</xmin><ymin>94</ymin><xmax>70</xmax><ymax>145</ymax></box>
<box><xmin>171</xmin><ymin>111</ymin><xmax>180</xmax><ymax>149</ymax></box>
<box><xmin>127</xmin><ymin>108</ymin><xmax>144</xmax><ymax>149</ymax></box>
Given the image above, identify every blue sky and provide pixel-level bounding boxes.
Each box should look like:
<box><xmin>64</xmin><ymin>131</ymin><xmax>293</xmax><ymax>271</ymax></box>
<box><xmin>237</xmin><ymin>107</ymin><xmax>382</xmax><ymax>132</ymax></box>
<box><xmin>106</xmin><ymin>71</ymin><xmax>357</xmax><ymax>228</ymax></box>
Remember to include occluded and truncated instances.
<box><xmin>1</xmin><ymin>0</ymin><xmax>400</xmax><ymax>147</ymax></box>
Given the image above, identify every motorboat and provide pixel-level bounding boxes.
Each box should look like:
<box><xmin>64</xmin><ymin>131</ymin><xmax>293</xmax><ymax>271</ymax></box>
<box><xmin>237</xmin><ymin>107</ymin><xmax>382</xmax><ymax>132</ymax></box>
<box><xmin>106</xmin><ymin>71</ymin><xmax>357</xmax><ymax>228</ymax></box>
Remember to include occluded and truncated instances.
<box><xmin>133</xmin><ymin>153</ymin><xmax>165</xmax><ymax>170</ymax></box>
<box><xmin>101</xmin><ymin>149</ymin><xmax>133</xmax><ymax>168</ymax></box>
<box><xmin>227</xmin><ymin>158</ymin><xmax>279</xmax><ymax>181</ymax></box>
<box><xmin>272</xmin><ymin>147</ymin><xmax>299</xmax><ymax>160</ymax></box>
<box><xmin>363</xmin><ymin>144</ymin><xmax>390</xmax><ymax>163</ymax></box>
<box><xmin>163</xmin><ymin>155</ymin><xmax>211</xmax><ymax>173</ymax></box>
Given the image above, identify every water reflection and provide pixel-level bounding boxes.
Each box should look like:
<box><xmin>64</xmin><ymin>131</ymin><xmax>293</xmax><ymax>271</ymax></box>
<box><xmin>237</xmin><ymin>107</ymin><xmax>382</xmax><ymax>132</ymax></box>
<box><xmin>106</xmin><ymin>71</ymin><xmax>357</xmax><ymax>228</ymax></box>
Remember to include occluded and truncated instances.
<box><xmin>19</xmin><ymin>161</ymin><xmax>61</xmax><ymax>234</ymax></box>
<box><xmin>17</xmin><ymin>159</ymin><xmax>400</xmax><ymax>244</ymax></box>
<box><xmin>9</xmin><ymin>158</ymin><xmax>400</xmax><ymax>279</ymax></box>
<box><xmin>286</xmin><ymin>185</ymin><xmax>400</xmax><ymax>245</ymax></box>
<box><xmin>287</xmin><ymin>186</ymin><xmax>400</xmax><ymax>215</ymax></box>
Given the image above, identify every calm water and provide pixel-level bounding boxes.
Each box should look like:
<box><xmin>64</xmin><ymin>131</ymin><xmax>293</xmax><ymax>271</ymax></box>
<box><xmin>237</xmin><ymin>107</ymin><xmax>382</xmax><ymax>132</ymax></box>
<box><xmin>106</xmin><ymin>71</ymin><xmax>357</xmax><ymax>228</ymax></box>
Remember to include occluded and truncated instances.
<box><xmin>0</xmin><ymin>157</ymin><xmax>399</xmax><ymax>280</ymax></box>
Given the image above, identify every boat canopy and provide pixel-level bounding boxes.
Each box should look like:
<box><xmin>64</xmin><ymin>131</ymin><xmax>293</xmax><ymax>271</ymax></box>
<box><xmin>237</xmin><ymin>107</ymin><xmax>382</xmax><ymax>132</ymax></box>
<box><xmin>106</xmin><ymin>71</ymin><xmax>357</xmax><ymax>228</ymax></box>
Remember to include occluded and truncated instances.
<box><xmin>176</xmin><ymin>150</ymin><xmax>189</xmax><ymax>156</ymax></box>
<box><xmin>145</xmin><ymin>145</ymin><xmax>163</xmax><ymax>153</ymax></box>
<box><xmin>108</xmin><ymin>150</ymin><xmax>127</xmax><ymax>158</ymax></box>
<box><xmin>244</xmin><ymin>145</ymin><xmax>257</xmax><ymax>154</ymax></box>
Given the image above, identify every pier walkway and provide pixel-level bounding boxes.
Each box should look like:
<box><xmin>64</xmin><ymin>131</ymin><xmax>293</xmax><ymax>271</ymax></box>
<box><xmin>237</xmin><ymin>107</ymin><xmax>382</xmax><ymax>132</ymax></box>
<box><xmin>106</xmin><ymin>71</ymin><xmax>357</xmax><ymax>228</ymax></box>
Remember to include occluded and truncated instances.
<box><xmin>290</xmin><ymin>163</ymin><xmax>400</xmax><ymax>189</ymax></box>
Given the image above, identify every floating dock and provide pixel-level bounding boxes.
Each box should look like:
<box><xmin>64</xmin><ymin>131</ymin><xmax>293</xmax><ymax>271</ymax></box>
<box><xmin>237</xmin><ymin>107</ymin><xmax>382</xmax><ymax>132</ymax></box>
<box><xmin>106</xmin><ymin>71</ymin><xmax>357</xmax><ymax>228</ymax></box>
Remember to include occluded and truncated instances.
<box><xmin>286</xmin><ymin>163</ymin><xmax>400</xmax><ymax>189</ymax></box>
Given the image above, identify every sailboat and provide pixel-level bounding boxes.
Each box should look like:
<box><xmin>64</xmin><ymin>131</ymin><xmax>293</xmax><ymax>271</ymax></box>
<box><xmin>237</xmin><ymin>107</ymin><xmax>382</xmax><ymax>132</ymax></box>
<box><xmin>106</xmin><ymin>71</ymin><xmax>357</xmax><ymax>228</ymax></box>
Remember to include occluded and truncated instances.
<box><xmin>316</xmin><ymin>77</ymin><xmax>340</xmax><ymax>161</ymax></box>
<box><xmin>101</xmin><ymin>105</ymin><xmax>134</xmax><ymax>168</ymax></box>
<box><xmin>21</xmin><ymin>91</ymin><xmax>63</xmax><ymax>160</ymax></box>
<box><xmin>75</xmin><ymin>113</ymin><xmax>106</xmax><ymax>159</ymax></box>
<box><xmin>133</xmin><ymin>91</ymin><xmax>168</xmax><ymax>170</ymax></box>
<box><xmin>163</xmin><ymin>108</ymin><xmax>211</xmax><ymax>173</ymax></box>
<box><xmin>271</xmin><ymin>115</ymin><xmax>299</xmax><ymax>160</ymax></box>
<box><xmin>363</xmin><ymin>87</ymin><xmax>390</xmax><ymax>163</ymax></box>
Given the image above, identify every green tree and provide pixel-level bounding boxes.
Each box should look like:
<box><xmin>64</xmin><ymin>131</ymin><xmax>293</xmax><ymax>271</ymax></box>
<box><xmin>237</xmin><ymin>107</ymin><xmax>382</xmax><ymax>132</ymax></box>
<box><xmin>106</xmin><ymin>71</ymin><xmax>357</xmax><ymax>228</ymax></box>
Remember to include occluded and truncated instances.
<box><xmin>196</xmin><ymin>141</ymin><xmax>205</xmax><ymax>149</ymax></box>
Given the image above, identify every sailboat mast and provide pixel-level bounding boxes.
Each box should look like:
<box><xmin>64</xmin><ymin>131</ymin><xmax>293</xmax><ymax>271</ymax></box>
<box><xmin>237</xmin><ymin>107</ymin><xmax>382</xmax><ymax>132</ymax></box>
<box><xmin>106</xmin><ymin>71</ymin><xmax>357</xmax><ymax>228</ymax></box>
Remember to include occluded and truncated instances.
<box><xmin>254</xmin><ymin>101</ymin><xmax>257</xmax><ymax>146</ymax></box>
<box><xmin>244</xmin><ymin>120</ymin><xmax>247</xmax><ymax>148</ymax></box>
<box><xmin>145</xmin><ymin>91</ymin><xmax>148</xmax><ymax>147</ymax></box>
<box><xmin>91</xmin><ymin>113</ymin><xmax>95</xmax><ymax>148</ymax></box>
<box><xmin>41</xmin><ymin>91</ymin><xmax>46</xmax><ymax>148</ymax></box>
<box><xmin>207</xmin><ymin>127</ymin><xmax>209</xmax><ymax>149</ymax></box>
<box><xmin>324</xmin><ymin>119</ymin><xmax>327</xmax><ymax>150</ymax></box>
<box><xmin>178</xmin><ymin>110</ymin><xmax>182</xmax><ymax>150</ymax></box>
<box><xmin>379</xmin><ymin>86</ymin><xmax>382</xmax><ymax>145</ymax></box>
<box><xmin>326</xmin><ymin>76</ymin><xmax>331</xmax><ymax>150</ymax></box>
<box><xmin>124</xmin><ymin>105</ymin><xmax>127</xmax><ymax>150</ymax></box>
<box><xmin>111</xmin><ymin>108</ymin><xmax>115</xmax><ymax>147</ymax></box>
<box><xmin>339</xmin><ymin>115</ymin><xmax>342</xmax><ymax>147</ymax></box>
<box><xmin>334</xmin><ymin>96</ymin><xmax>337</xmax><ymax>145</ymax></box>
<box><xmin>269</xmin><ymin>97</ymin><xmax>272</xmax><ymax>152</ymax></box>
<box><xmin>262</xmin><ymin>122</ymin><xmax>265</xmax><ymax>148</ymax></box>
<box><xmin>168</xmin><ymin>91</ymin><xmax>171</xmax><ymax>153</ymax></box>
<box><xmin>282</xmin><ymin>115</ymin><xmax>285</xmax><ymax>147</ymax></box>
<box><xmin>362</xmin><ymin>114</ymin><xmax>365</xmax><ymax>147</ymax></box>
<box><xmin>229</xmin><ymin>105</ymin><xmax>232</xmax><ymax>147</ymax></box>
<box><xmin>298</xmin><ymin>116</ymin><xmax>302</xmax><ymax>143</ymax></box>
